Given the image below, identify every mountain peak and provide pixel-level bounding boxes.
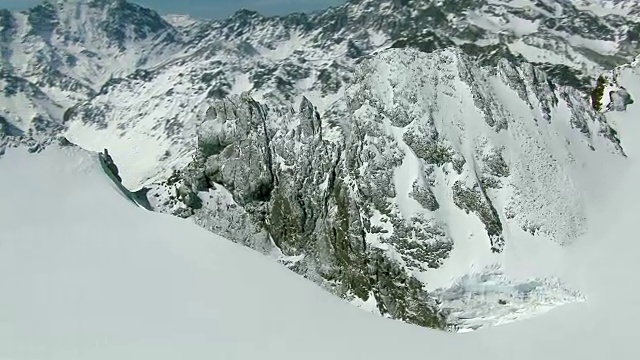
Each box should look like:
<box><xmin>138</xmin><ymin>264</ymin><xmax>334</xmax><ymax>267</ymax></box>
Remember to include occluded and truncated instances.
<box><xmin>163</xmin><ymin>14</ymin><xmax>199</xmax><ymax>28</ymax></box>
<box><xmin>232</xmin><ymin>8</ymin><xmax>262</xmax><ymax>18</ymax></box>
<box><xmin>16</xmin><ymin>0</ymin><xmax>176</xmax><ymax>46</ymax></box>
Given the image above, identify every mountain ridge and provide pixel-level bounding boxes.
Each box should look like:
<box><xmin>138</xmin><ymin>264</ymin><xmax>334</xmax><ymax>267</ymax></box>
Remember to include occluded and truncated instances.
<box><xmin>141</xmin><ymin>46</ymin><xmax>627</xmax><ymax>329</ymax></box>
<box><xmin>1</xmin><ymin>0</ymin><xmax>639</xmax><ymax>331</ymax></box>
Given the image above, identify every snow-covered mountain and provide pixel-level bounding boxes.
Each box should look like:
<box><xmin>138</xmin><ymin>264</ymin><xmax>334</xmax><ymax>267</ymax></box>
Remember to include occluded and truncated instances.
<box><xmin>0</xmin><ymin>0</ymin><xmax>181</xmax><ymax>138</ymax></box>
<box><xmin>574</xmin><ymin>0</ymin><xmax>640</xmax><ymax>18</ymax></box>
<box><xmin>1</xmin><ymin>111</ymin><xmax>639</xmax><ymax>358</ymax></box>
<box><xmin>151</xmin><ymin>47</ymin><xmax>628</xmax><ymax>329</ymax></box>
<box><xmin>2</xmin><ymin>0</ymin><xmax>636</xmax><ymax>184</ymax></box>
<box><xmin>1</xmin><ymin>0</ymin><xmax>639</xmax><ymax>332</ymax></box>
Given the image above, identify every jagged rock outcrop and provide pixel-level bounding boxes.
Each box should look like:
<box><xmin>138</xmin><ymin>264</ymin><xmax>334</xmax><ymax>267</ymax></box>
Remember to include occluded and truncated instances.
<box><xmin>592</xmin><ymin>72</ymin><xmax>637</xmax><ymax>112</ymax></box>
<box><xmin>147</xmin><ymin>47</ymin><xmax>627</xmax><ymax>330</ymax></box>
<box><xmin>98</xmin><ymin>148</ymin><xmax>122</xmax><ymax>183</ymax></box>
<box><xmin>168</xmin><ymin>92</ymin><xmax>448</xmax><ymax>328</ymax></box>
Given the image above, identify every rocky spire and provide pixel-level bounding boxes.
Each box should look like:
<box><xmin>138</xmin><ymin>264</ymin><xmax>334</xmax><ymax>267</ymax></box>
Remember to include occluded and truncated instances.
<box><xmin>298</xmin><ymin>96</ymin><xmax>321</xmax><ymax>137</ymax></box>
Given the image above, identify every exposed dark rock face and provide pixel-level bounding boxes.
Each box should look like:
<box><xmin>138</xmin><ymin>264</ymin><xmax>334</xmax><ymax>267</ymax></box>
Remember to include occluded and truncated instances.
<box><xmin>158</xmin><ymin>92</ymin><xmax>450</xmax><ymax>328</ymax></box>
<box><xmin>98</xmin><ymin>148</ymin><xmax>122</xmax><ymax>183</ymax></box>
<box><xmin>452</xmin><ymin>181</ymin><xmax>504</xmax><ymax>254</ymax></box>
<box><xmin>149</xmin><ymin>44</ymin><xmax>628</xmax><ymax>329</ymax></box>
<box><xmin>608</xmin><ymin>87</ymin><xmax>635</xmax><ymax>111</ymax></box>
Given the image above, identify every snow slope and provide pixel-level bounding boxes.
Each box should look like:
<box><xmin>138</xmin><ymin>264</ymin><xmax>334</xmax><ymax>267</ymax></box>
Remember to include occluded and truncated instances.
<box><xmin>1</xmin><ymin>100</ymin><xmax>640</xmax><ymax>358</ymax></box>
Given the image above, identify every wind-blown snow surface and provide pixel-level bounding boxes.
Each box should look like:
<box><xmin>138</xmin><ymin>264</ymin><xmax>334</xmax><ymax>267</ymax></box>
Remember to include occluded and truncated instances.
<box><xmin>1</xmin><ymin>96</ymin><xmax>640</xmax><ymax>359</ymax></box>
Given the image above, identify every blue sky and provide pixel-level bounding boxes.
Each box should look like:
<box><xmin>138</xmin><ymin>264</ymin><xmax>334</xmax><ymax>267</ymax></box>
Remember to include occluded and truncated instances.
<box><xmin>1</xmin><ymin>0</ymin><xmax>347</xmax><ymax>18</ymax></box>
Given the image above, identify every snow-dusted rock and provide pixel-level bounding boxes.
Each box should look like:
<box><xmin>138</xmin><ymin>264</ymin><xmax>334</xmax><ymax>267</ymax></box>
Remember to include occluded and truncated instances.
<box><xmin>148</xmin><ymin>47</ymin><xmax>625</xmax><ymax>330</ymax></box>
<box><xmin>1</xmin><ymin>0</ymin><xmax>639</xmax><ymax>331</ymax></box>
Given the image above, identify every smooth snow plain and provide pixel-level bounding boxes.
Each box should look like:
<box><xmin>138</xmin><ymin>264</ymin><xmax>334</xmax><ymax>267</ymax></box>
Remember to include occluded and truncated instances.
<box><xmin>1</xmin><ymin>72</ymin><xmax>640</xmax><ymax>359</ymax></box>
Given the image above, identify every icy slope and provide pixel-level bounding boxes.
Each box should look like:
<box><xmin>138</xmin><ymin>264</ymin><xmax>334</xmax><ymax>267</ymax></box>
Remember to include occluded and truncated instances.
<box><xmin>1</xmin><ymin>130</ymin><xmax>639</xmax><ymax>358</ymax></box>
